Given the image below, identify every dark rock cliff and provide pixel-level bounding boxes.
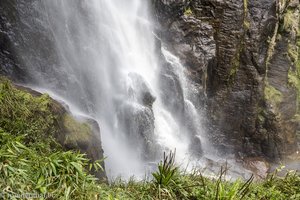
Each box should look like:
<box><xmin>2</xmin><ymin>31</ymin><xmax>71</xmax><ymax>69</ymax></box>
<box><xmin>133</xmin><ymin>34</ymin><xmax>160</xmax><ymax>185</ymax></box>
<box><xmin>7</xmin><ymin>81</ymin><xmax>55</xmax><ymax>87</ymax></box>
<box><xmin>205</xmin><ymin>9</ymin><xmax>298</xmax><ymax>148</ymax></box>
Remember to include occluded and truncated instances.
<box><xmin>152</xmin><ymin>0</ymin><xmax>300</xmax><ymax>162</ymax></box>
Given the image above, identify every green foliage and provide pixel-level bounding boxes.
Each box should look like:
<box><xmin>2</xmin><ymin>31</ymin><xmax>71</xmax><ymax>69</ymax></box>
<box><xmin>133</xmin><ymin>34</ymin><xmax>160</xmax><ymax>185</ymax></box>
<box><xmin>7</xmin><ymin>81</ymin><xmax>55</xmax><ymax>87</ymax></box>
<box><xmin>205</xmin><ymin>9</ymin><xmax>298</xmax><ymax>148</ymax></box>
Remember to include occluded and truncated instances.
<box><xmin>282</xmin><ymin>9</ymin><xmax>299</xmax><ymax>33</ymax></box>
<box><xmin>63</xmin><ymin>114</ymin><xmax>93</xmax><ymax>147</ymax></box>
<box><xmin>0</xmin><ymin>129</ymin><xmax>100</xmax><ymax>199</ymax></box>
<box><xmin>95</xmin><ymin>165</ymin><xmax>300</xmax><ymax>200</ymax></box>
<box><xmin>152</xmin><ymin>151</ymin><xmax>179</xmax><ymax>187</ymax></box>
<box><xmin>152</xmin><ymin>151</ymin><xmax>187</xmax><ymax>199</ymax></box>
<box><xmin>0</xmin><ymin>78</ymin><xmax>56</xmax><ymax>146</ymax></box>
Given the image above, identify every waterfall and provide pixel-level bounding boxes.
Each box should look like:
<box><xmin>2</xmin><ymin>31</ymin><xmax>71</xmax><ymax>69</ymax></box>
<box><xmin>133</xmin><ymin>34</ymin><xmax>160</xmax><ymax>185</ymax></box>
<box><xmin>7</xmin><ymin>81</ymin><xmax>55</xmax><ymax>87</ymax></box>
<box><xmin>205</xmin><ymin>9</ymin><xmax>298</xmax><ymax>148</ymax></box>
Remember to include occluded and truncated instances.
<box><xmin>17</xmin><ymin>0</ymin><xmax>207</xmax><ymax>179</ymax></box>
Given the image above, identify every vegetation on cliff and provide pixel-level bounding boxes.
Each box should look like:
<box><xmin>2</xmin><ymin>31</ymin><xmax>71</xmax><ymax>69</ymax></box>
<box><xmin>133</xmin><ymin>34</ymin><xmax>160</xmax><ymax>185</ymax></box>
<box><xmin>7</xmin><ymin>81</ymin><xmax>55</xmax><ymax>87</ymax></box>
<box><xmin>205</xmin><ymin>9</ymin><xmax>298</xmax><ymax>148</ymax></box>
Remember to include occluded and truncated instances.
<box><xmin>0</xmin><ymin>78</ymin><xmax>300</xmax><ymax>199</ymax></box>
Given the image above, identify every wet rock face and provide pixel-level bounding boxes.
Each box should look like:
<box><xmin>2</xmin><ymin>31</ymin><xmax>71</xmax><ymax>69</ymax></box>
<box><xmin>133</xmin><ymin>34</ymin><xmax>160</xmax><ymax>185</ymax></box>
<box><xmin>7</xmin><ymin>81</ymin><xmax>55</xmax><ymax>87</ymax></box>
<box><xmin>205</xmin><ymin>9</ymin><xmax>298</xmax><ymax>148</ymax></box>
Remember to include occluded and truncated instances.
<box><xmin>159</xmin><ymin>60</ymin><xmax>185</xmax><ymax>115</ymax></box>
<box><xmin>243</xmin><ymin>157</ymin><xmax>270</xmax><ymax>179</ymax></box>
<box><xmin>168</xmin><ymin>16</ymin><xmax>215</xmax><ymax>79</ymax></box>
<box><xmin>0</xmin><ymin>0</ymin><xmax>27</xmax><ymax>81</ymax></box>
<box><xmin>127</xmin><ymin>73</ymin><xmax>156</xmax><ymax>107</ymax></box>
<box><xmin>117</xmin><ymin>102</ymin><xmax>156</xmax><ymax>158</ymax></box>
<box><xmin>116</xmin><ymin>73</ymin><xmax>158</xmax><ymax>161</ymax></box>
<box><xmin>0</xmin><ymin>0</ymin><xmax>56</xmax><ymax>83</ymax></box>
<box><xmin>189</xmin><ymin>135</ymin><xmax>203</xmax><ymax>157</ymax></box>
<box><xmin>153</xmin><ymin>0</ymin><xmax>300</xmax><ymax>161</ymax></box>
<box><xmin>153</xmin><ymin>0</ymin><xmax>216</xmax><ymax>86</ymax></box>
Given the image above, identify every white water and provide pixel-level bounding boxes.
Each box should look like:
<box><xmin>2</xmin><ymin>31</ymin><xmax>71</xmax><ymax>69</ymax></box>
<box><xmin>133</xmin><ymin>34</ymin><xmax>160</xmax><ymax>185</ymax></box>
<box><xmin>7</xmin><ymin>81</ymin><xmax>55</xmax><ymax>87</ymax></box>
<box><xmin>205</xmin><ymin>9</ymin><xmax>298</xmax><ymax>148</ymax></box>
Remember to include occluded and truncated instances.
<box><xmin>20</xmin><ymin>0</ymin><xmax>210</xmax><ymax>179</ymax></box>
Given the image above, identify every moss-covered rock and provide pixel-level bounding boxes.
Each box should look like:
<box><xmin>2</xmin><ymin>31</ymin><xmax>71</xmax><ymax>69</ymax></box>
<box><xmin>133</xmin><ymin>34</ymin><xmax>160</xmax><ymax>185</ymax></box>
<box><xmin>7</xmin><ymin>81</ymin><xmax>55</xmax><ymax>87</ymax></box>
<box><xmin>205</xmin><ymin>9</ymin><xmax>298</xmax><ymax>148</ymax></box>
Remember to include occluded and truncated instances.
<box><xmin>63</xmin><ymin>114</ymin><xmax>93</xmax><ymax>149</ymax></box>
<box><xmin>62</xmin><ymin>114</ymin><xmax>106</xmax><ymax>180</ymax></box>
<box><xmin>0</xmin><ymin>77</ymin><xmax>106</xmax><ymax>180</ymax></box>
<box><xmin>264</xmin><ymin>83</ymin><xmax>283</xmax><ymax>107</ymax></box>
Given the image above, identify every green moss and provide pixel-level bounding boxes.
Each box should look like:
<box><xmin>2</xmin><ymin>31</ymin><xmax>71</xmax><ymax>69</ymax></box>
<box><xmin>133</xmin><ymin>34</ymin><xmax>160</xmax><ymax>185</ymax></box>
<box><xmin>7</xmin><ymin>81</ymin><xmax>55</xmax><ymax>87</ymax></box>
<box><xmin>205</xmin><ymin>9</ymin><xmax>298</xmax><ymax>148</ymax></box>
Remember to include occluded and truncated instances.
<box><xmin>63</xmin><ymin>114</ymin><xmax>92</xmax><ymax>147</ymax></box>
<box><xmin>265</xmin><ymin>25</ymin><xmax>279</xmax><ymax>72</ymax></box>
<box><xmin>243</xmin><ymin>0</ymin><xmax>250</xmax><ymax>30</ymax></box>
<box><xmin>282</xmin><ymin>9</ymin><xmax>299</xmax><ymax>33</ymax></box>
<box><xmin>0</xmin><ymin>78</ymin><xmax>56</xmax><ymax>145</ymax></box>
<box><xmin>285</xmin><ymin>6</ymin><xmax>300</xmax><ymax>114</ymax></box>
<box><xmin>288</xmin><ymin>67</ymin><xmax>300</xmax><ymax>112</ymax></box>
<box><xmin>184</xmin><ymin>7</ymin><xmax>193</xmax><ymax>16</ymax></box>
<box><xmin>264</xmin><ymin>4</ymin><xmax>299</xmax><ymax>106</ymax></box>
<box><xmin>288</xmin><ymin>69</ymin><xmax>300</xmax><ymax>87</ymax></box>
<box><xmin>264</xmin><ymin>84</ymin><xmax>283</xmax><ymax>106</ymax></box>
<box><xmin>230</xmin><ymin>55</ymin><xmax>240</xmax><ymax>76</ymax></box>
<box><xmin>265</xmin><ymin>0</ymin><xmax>290</xmax><ymax>74</ymax></box>
<box><xmin>288</xmin><ymin>43</ymin><xmax>298</xmax><ymax>63</ymax></box>
<box><xmin>292</xmin><ymin>114</ymin><xmax>300</xmax><ymax>122</ymax></box>
<box><xmin>258</xmin><ymin>113</ymin><xmax>266</xmax><ymax>124</ymax></box>
<box><xmin>227</xmin><ymin>0</ymin><xmax>249</xmax><ymax>82</ymax></box>
<box><xmin>288</xmin><ymin>65</ymin><xmax>300</xmax><ymax>87</ymax></box>
<box><xmin>226</xmin><ymin>0</ymin><xmax>250</xmax><ymax>83</ymax></box>
<box><xmin>243</xmin><ymin>0</ymin><xmax>248</xmax><ymax>12</ymax></box>
<box><xmin>244</xmin><ymin>20</ymin><xmax>250</xmax><ymax>30</ymax></box>
<box><xmin>227</xmin><ymin>47</ymin><xmax>242</xmax><ymax>82</ymax></box>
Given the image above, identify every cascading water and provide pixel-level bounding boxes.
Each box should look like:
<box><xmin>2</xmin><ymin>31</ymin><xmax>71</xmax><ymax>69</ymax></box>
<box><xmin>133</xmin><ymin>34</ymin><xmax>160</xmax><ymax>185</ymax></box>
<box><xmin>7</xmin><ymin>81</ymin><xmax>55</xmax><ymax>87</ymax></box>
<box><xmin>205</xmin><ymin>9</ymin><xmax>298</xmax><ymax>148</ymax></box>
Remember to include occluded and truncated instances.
<box><xmin>16</xmin><ymin>0</ymin><xmax>210</xmax><ymax>179</ymax></box>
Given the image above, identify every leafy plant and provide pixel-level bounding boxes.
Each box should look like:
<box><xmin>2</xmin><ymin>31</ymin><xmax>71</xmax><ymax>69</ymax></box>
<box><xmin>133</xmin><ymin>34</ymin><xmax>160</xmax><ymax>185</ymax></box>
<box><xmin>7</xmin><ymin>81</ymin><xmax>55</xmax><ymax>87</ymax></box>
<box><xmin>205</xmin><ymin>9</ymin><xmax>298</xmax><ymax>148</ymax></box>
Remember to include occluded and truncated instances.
<box><xmin>152</xmin><ymin>151</ymin><xmax>179</xmax><ymax>188</ymax></box>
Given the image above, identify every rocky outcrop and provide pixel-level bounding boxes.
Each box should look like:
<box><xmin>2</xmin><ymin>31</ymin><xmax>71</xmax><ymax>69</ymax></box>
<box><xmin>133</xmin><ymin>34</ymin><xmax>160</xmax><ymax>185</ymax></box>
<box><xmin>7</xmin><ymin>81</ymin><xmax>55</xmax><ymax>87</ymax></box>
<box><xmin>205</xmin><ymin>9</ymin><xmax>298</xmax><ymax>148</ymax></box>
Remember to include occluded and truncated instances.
<box><xmin>14</xmin><ymin>84</ymin><xmax>107</xmax><ymax>181</ymax></box>
<box><xmin>117</xmin><ymin>72</ymin><xmax>158</xmax><ymax>160</ymax></box>
<box><xmin>152</xmin><ymin>0</ymin><xmax>300</xmax><ymax>162</ymax></box>
<box><xmin>60</xmin><ymin>114</ymin><xmax>106</xmax><ymax>181</ymax></box>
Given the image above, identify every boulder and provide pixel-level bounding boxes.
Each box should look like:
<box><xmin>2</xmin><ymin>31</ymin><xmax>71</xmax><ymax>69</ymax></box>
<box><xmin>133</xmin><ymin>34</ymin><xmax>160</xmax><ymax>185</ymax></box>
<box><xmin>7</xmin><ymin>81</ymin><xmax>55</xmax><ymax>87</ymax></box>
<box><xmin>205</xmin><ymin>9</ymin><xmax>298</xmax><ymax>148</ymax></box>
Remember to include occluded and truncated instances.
<box><xmin>117</xmin><ymin>101</ymin><xmax>157</xmax><ymax>161</ymax></box>
<box><xmin>127</xmin><ymin>72</ymin><xmax>156</xmax><ymax>108</ymax></box>
<box><xmin>189</xmin><ymin>135</ymin><xmax>203</xmax><ymax>157</ymax></box>
<box><xmin>243</xmin><ymin>157</ymin><xmax>270</xmax><ymax>179</ymax></box>
<box><xmin>15</xmin><ymin>83</ymin><xmax>107</xmax><ymax>181</ymax></box>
